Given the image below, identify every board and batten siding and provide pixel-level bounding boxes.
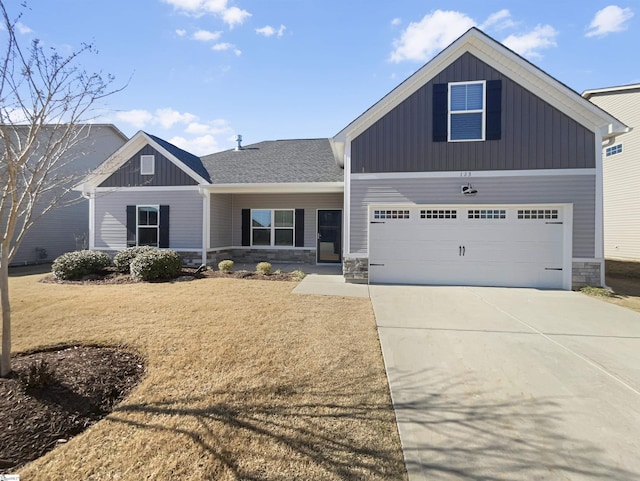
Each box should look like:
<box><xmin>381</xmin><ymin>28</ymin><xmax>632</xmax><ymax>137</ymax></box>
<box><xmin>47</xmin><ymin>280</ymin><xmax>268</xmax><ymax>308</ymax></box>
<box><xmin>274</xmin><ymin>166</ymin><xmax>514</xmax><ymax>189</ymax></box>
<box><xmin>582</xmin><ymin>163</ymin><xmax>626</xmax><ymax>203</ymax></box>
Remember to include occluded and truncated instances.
<box><xmin>230</xmin><ymin>193</ymin><xmax>343</xmax><ymax>248</ymax></box>
<box><xmin>351</xmin><ymin>52</ymin><xmax>595</xmax><ymax>173</ymax></box>
<box><xmin>99</xmin><ymin>145</ymin><xmax>198</xmax><ymax>187</ymax></box>
<box><xmin>587</xmin><ymin>88</ymin><xmax>640</xmax><ymax>261</ymax></box>
<box><xmin>94</xmin><ymin>190</ymin><xmax>203</xmax><ymax>250</ymax></box>
<box><xmin>210</xmin><ymin>194</ymin><xmax>233</xmax><ymax>248</ymax></box>
<box><xmin>350</xmin><ymin>175</ymin><xmax>595</xmax><ymax>258</ymax></box>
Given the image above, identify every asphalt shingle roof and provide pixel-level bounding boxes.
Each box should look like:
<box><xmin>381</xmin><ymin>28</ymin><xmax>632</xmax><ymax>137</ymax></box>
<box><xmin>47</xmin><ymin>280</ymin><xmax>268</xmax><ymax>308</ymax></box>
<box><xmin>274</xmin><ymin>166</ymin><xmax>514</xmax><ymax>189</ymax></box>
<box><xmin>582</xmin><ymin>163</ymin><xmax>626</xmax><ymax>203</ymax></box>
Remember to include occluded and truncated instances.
<box><xmin>200</xmin><ymin>138</ymin><xmax>343</xmax><ymax>184</ymax></box>
<box><xmin>146</xmin><ymin>132</ymin><xmax>212</xmax><ymax>182</ymax></box>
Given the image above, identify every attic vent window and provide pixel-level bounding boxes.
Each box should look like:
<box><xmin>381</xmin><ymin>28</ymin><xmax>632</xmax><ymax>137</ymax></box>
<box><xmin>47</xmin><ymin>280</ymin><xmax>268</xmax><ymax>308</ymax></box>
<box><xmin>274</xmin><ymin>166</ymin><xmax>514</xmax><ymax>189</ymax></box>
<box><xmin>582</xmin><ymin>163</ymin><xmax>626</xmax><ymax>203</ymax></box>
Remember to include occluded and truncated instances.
<box><xmin>140</xmin><ymin>155</ymin><xmax>155</xmax><ymax>175</ymax></box>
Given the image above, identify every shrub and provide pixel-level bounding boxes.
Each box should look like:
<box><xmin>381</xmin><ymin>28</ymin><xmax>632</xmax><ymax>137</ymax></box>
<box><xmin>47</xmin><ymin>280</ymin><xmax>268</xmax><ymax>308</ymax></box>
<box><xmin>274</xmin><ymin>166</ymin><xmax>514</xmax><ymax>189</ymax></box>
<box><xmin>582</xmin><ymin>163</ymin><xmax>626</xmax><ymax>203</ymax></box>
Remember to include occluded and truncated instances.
<box><xmin>52</xmin><ymin>250</ymin><xmax>112</xmax><ymax>280</ymax></box>
<box><xmin>291</xmin><ymin>269</ymin><xmax>306</xmax><ymax>281</ymax></box>
<box><xmin>130</xmin><ymin>249</ymin><xmax>182</xmax><ymax>281</ymax></box>
<box><xmin>19</xmin><ymin>360</ymin><xmax>56</xmax><ymax>391</ymax></box>
<box><xmin>113</xmin><ymin>246</ymin><xmax>157</xmax><ymax>273</ymax></box>
<box><xmin>218</xmin><ymin>259</ymin><xmax>234</xmax><ymax>273</ymax></box>
<box><xmin>256</xmin><ymin>262</ymin><xmax>272</xmax><ymax>275</ymax></box>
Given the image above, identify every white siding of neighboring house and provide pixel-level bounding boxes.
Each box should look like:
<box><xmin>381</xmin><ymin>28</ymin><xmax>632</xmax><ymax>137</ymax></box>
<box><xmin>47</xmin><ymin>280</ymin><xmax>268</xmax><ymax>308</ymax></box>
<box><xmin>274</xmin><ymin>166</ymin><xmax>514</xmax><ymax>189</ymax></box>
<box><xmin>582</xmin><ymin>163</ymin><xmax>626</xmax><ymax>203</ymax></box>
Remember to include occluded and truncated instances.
<box><xmin>93</xmin><ymin>189</ymin><xmax>204</xmax><ymax>251</ymax></box>
<box><xmin>588</xmin><ymin>88</ymin><xmax>640</xmax><ymax>261</ymax></box>
<box><xmin>10</xmin><ymin>125</ymin><xmax>127</xmax><ymax>265</ymax></box>
<box><xmin>349</xmin><ymin>174</ymin><xmax>596</xmax><ymax>258</ymax></box>
<box><xmin>229</xmin><ymin>193</ymin><xmax>343</xmax><ymax>249</ymax></box>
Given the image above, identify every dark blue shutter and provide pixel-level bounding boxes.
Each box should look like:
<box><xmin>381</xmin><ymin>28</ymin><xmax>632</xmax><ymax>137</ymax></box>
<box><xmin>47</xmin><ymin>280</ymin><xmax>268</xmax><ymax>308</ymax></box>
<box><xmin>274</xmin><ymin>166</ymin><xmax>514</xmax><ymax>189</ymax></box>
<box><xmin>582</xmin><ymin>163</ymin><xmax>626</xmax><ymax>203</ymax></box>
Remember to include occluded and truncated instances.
<box><xmin>159</xmin><ymin>205</ymin><xmax>170</xmax><ymax>248</ymax></box>
<box><xmin>295</xmin><ymin>209</ymin><xmax>304</xmax><ymax>247</ymax></box>
<box><xmin>241</xmin><ymin>209</ymin><xmax>250</xmax><ymax>246</ymax></box>
<box><xmin>432</xmin><ymin>83</ymin><xmax>448</xmax><ymax>142</ymax></box>
<box><xmin>486</xmin><ymin>80</ymin><xmax>502</xmax><ymax>140</ymax></box>
<box><xmin>126</xmin><ymin>205</ymin><xmax>136</xmax><ymax>247</ymax></box>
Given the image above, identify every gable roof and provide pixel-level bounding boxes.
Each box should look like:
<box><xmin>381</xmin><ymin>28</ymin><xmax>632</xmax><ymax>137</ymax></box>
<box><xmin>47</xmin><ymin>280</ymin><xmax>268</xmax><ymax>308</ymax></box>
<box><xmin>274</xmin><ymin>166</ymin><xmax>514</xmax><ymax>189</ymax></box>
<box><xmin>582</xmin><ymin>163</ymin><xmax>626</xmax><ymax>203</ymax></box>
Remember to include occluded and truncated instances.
<box><xmin>145</xmin><ymin>132</ymin><xmax>211</xmax><ymax>182</ymax></box>
<box><xmin>331</xmin><ymin>27</ymin><xmax>629</xmax><ymax>164</ymax></box>
<box><xmin>77</xmin><ymin>130</ymin><xmax>211</xmax><ymax>190</ymax></box>
<box><xmin>201</xmin><ymin>138</ymin><xmax>343</xmax><ymax>184</ymax></box>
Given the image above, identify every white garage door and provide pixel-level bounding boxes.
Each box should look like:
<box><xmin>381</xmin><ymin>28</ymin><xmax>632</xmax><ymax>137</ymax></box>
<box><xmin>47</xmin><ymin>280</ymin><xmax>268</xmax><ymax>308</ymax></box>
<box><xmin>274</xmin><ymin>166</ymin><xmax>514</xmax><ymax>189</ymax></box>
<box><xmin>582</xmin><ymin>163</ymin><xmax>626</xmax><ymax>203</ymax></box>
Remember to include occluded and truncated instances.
<box><xmin>369</xmin><ymin>205</ymin><xmax>568</xmax><ymax>289</ymax></box>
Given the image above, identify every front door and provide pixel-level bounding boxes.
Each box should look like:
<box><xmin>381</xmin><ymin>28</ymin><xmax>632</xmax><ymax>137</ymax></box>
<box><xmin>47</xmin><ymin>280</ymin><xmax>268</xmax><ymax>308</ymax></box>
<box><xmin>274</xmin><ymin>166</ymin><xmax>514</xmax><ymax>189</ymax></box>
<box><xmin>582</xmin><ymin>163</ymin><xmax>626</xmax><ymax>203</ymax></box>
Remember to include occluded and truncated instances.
<box><xmin>317</xmin><ymin>210</ymin><xmax>342</xmax><ymax>263</ymax></box>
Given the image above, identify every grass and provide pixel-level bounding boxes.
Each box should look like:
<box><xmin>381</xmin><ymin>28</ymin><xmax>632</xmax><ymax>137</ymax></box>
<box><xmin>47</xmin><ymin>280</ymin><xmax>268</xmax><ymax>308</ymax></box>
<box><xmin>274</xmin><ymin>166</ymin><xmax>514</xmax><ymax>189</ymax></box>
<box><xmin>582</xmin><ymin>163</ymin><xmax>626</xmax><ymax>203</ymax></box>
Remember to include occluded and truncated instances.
<box><xmin>9</xmin><ymin>273</ymin><xmax>406</xmax><ymax>480</ymax></box>
<box><xmin>580</xmin><ymin>285</ymin><xmax>615</xmax><ymax>297</ymax></box>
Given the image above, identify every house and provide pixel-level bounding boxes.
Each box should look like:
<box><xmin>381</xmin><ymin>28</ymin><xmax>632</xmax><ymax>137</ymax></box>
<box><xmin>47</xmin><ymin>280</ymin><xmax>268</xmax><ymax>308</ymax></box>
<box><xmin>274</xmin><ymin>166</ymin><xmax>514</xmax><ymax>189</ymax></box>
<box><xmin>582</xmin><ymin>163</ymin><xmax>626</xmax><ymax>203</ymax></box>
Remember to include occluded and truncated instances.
<box><xmin>9</xmin><ymin>124</ymin><xmax>127</xmax><ymax>266</ymax></box>
<box><xmin>582</xmin><ymin>84</ymin><xmax>639</xmax><ymax>262</ymax></box>
<box><xmin>77</xmin><ymin>28</ymin><xmax>628</xmax><ymax>289</ymax></box>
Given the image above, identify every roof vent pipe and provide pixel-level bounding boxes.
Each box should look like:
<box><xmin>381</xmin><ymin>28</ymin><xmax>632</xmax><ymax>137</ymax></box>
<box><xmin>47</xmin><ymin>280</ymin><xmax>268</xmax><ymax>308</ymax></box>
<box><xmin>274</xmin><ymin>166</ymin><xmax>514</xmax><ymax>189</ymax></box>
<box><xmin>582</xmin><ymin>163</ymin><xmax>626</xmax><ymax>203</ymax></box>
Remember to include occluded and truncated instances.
<box><xmin>234</xmin><ymin>134</ymin><xmax>243</xmax><ymax>151</ymax></box>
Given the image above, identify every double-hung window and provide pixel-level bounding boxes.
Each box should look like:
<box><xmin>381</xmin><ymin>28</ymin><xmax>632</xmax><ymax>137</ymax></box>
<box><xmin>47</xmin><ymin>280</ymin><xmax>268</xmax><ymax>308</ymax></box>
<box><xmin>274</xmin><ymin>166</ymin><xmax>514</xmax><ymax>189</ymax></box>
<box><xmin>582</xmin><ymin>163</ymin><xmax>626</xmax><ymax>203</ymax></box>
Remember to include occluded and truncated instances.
<box><xmin>449</xmin><ymin>81</ymin><xmax>485</xmax><ymax>141</ymax></box>
<box><xmin>137</xmin><ymin>206</ymin><xmax>159</xmax><ymax>246</ymax></box>
<box><xmin>251</xmin><ymin>209</ymin><xmax>294</xmax><ymax>246</ymax></box>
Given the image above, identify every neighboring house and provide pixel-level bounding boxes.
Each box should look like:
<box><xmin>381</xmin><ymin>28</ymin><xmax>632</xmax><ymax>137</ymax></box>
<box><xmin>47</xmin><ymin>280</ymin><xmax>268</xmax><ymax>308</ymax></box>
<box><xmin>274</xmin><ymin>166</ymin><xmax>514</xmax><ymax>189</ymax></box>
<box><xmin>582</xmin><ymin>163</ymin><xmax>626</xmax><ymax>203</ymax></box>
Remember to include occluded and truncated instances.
<box><xmin>77</xmin><ymin>28</ymin><xmax>628</xmax><ymax>289</ymax></box>
<box><xmin>583</xmin><ymin>84</ymin><xmax>640</xmax><ymax>262</ymax></box>
<box><xmin>9</xmin><ymin>124</ymin><xmax>127</xmax><ymax>266</ymax></box>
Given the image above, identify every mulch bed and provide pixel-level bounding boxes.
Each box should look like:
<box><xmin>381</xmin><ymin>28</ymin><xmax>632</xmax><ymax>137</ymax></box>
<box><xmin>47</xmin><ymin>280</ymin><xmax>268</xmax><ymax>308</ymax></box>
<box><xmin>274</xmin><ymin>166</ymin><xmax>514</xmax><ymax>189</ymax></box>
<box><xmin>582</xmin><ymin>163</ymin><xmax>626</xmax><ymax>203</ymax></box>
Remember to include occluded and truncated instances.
<box><xmin>0</xmin><ymin>345</ymin><xmax>145</xmax><ymax>474</ymax></box>
<box><xmin>40</xmin><ymin>267</ymin><xmax>302</xmax><ymax>285</ymax></box>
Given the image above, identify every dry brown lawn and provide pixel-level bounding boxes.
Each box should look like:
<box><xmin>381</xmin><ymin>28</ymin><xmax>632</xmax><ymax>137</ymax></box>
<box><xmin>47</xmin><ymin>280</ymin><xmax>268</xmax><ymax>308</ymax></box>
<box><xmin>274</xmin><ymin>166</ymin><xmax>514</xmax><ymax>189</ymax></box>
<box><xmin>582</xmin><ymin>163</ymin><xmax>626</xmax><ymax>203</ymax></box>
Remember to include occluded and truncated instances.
<box><xmin>9</xmin><ymin>273</ymin><xmax>407</xmax><ymax>480</ymax></box>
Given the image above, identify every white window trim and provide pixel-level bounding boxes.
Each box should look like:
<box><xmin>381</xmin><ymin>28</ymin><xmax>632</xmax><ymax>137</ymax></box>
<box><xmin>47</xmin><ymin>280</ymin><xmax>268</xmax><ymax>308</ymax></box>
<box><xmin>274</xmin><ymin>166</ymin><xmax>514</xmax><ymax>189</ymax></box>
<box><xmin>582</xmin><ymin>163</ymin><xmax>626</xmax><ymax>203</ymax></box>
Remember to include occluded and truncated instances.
<box><xmin>250</xmin><ymin>209</ymin><xmax>295</xmax><ymax>247</ymax></box>
<box><xmin>140</xmin><ymin>155</ymin><xmax>155</xmax><ymax>175</ymax></box>
<box><xmin>448</xmin><ymin>80</ymin><xmax>486</xmax><ymax>142</ymax></box>
<box><xmin>137</xmin><ymin>204</ymin><xmax>160</xmax><ymax>247</ymax></box>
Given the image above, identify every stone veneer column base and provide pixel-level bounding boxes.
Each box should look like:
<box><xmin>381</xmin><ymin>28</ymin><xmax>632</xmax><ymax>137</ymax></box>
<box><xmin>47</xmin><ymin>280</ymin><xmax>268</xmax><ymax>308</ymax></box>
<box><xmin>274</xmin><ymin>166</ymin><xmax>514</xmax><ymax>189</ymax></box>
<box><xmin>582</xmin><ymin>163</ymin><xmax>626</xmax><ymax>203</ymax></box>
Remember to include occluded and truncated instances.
<box><xmin>343</xmin><ymin>257</ymin><xmax>369</xmax><ymax>283</ymax></box>
<box><xmin>571</xmin><ymin>260</ymin><xmax>603</xmax><ymax>289</ymax></box>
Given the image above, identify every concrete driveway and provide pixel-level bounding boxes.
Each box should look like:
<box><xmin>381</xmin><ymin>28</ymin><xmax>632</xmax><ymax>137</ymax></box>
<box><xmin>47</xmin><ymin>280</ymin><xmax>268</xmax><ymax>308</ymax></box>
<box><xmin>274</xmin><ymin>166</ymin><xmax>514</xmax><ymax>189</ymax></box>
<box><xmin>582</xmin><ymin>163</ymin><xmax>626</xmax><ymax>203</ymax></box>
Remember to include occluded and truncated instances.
<box><xmin>370</xmin><ymin>285</ymin><xmax>640</xmax><ymax>481</ymax></box>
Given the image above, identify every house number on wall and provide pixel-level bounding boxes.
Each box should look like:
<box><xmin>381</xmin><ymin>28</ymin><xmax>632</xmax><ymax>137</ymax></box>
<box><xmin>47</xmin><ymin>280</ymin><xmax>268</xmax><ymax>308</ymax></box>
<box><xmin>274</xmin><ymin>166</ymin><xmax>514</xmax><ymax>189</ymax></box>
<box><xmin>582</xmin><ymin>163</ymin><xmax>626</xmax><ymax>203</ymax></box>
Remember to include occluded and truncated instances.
<box><xmin>460</xmin><ymin>171</ymin><xmax>472</xmax><ymax>177</ymax></box>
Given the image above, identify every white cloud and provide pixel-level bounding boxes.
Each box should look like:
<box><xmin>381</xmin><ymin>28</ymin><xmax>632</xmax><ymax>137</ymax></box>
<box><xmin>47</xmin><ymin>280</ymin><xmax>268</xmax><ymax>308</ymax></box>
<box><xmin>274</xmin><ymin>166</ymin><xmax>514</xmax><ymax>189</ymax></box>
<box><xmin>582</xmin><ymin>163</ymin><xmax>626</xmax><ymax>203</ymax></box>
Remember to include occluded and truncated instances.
<box><xmin>391</xmin><ymin>18</ymin><xmax>402</xmax><ymax>27</ymax></box>
<box><xmin>480</xmin><ymin>9</ymin><xmax>516</xmax><ymax>30</ymax></box>
<box><xmin>502</xmin><ymin>24</ymin><xmax>558</xmax><ymax>58</ymax></box>
<box><xmin>586</xmin><ymin>5</ymin><xmax>634</xmax><ymax>37</ymax></box>
<box><xmin>390</xmin><ymin>10</ymin><xmax>475</xmax><ymax>63</ymax></box>
<box><xmin>211</xmin><ymin>42</ymin><xmax>241</xmax><ymax>55</ymax></box>
<box><xmin>185</xmin><ymin>119</ymin><xmax>230</xmax><ymax>135</ymax></box>
<box><xmin>256</xmin><ymin>24</ymin><xmax>286</xmax><ymax>37</ymax></box>
<box><xmin>16</xmin><ymin>22</ymin><xmax>32</xmax><ymax>34</ymax></box>
<box><xmin>154</xmin><ymin>108</ymin><xmax>198</xmax><ymax>129</ymax></box>
<box><xmin>175</xmin><ymin>29</ymin><xmax>187</xmax><ymax>36</ymax></box>
<box><xmin>115</xmin><ymin>109</ymin><xmax>154</xmax><ymax>129</ymax></box>
<box><xmin>162</xmin><ymin>0</ymin><xmax>251</xmax><ymax>28</ymax></box>
<box><xmin>192</xmin><ymin>29</ymin><xmax>222</xmax><ymax>41</ymax></box>
<box><xmin>169</xmin><ymin>135</ymin><xmax>222</xmax><ymax>155</ymax></box>
<box><xmin>222</xmin><ymin>6</ymin><xmax>251</xmax><ymax>28</ymax></box>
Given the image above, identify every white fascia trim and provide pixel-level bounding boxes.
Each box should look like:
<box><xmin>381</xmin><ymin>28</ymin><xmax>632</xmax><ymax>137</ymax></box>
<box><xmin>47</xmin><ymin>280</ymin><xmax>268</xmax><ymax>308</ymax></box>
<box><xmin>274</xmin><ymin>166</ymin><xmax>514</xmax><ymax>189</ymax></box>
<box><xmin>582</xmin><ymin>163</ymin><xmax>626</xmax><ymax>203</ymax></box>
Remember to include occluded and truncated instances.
<box><xmin>583</xmin><ymin>83</ymin><xmax>640</xmax><ymax>97</ymax></box>
<box><xmin>351</xmin><ymin>168</ymin><xmax>596</xmax><ymax>181</ymax></box>
<box><xmin>145</xmin><ymin>135</ymin><xmax>210</xmax><ymax>185</ymax></box>
<box><xmin>95</xmin><ymin>185</ymin><xmax>202</xmax><ymax>192</ymax></box>
<box><xmin>334</xmin><ymin>29</ymin><xmax>628</xmax><ymax>143</ymax></box>
<box><xmin>594</xmin><ymin>129</ymin><xmax>605</xmax><ymax>285</ymax></box>
<box><xmin>205</xmin><ymin>182</ymin><xmax>344</xmax><ymax>194</ymax></box>
<box><xmin>88</xmin><ymin>193</ymin><xmax>95</xmax><ymax>250</ymax></box>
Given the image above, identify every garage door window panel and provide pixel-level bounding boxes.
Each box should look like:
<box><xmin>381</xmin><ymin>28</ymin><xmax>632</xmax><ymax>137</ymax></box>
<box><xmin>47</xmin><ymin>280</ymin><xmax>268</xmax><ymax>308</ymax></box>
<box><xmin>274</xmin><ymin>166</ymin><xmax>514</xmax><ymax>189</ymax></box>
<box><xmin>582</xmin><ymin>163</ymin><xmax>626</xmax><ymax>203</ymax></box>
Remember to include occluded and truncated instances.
<box><xmin>421</xmin><ymin>209</ymin><xmax>457</xmax><ymax>219</ymax></box>
<box><xmin>467</xmin><ymin>209</ymin><xmax>506</xmax><ymax>219</ymax></box>
<box><xmin>373</xmin><ymin>210</ymin><xmax>410</xmax><ymax>220</ymax></box>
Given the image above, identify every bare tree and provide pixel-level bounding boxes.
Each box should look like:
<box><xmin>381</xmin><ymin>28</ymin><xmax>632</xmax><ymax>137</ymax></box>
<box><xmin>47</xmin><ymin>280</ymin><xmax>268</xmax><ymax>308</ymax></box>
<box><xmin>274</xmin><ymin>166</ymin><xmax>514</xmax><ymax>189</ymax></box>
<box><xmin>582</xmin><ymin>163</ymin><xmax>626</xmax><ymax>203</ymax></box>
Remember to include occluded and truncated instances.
<box><xmin>0</xmin><ymin>1</ymin><xmax>121</xmax><ymax>376</ymax></box>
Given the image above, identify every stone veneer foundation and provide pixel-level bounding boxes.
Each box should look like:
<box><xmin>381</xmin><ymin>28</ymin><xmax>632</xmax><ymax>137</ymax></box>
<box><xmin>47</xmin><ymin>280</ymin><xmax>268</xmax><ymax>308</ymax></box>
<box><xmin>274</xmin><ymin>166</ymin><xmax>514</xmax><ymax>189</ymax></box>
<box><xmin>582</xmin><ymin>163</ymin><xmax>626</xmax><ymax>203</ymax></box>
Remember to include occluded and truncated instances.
<box><xmin>343</xmin><ymin>257</ymin><xmax>369</xmax><ymax>283</ymax></box>
<box><xmin>207</xmin><ymin>248</ymin><xmax>316</xmax><ymax>266</ymax></box>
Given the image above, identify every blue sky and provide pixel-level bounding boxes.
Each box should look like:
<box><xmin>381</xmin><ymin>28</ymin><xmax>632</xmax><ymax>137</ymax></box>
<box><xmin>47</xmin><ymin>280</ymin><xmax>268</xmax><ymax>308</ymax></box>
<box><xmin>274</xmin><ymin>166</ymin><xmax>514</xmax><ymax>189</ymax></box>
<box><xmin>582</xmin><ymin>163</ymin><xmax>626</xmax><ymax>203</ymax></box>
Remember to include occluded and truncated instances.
<box><xmin>10</xmin><ymin>0</ymin><xmax>640</xmax><ymax>154</ymax></box>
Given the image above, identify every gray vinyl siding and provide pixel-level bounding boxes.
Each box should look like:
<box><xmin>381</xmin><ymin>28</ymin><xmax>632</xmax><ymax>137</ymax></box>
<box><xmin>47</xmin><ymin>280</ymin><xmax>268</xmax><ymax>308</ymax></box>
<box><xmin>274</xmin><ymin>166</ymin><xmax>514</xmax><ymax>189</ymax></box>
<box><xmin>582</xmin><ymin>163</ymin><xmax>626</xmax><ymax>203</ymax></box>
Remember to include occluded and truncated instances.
<box><xmin>230</xmin><ymin>193</ymin><xmax>343</xmax><ymax>248</ymax></box>
<box><xmin>99</xmin><ymin>145</ymin><xmax>198</xmax><ymax>187</ymax></box>
<box><xmin>349</xmin><ymin>175</ymin><xmax>595</xmax><ymax>257</ymax></box>
<box><xmin>351</xmin><ymin>52</ymin><xmax>595</xmax><ymax>173</ymax></box>
<box><xmin>210</xmin><ymin>194</ymin><xmax>233</xmax><ymax>248</ymax></box>
<box><xmin>11</xmin><ymin>125</ymin><xmax>127</xmax><ymax>265</ymax></box>
<box><xmin>94</xmin><ymin>190</ymin><xmax>203</xmax><ymax>250</ymax></box>
<box><xmin>587</xmin><ymin>88</ymin><xmax>640</xmax><ymax>260</ymax></box>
